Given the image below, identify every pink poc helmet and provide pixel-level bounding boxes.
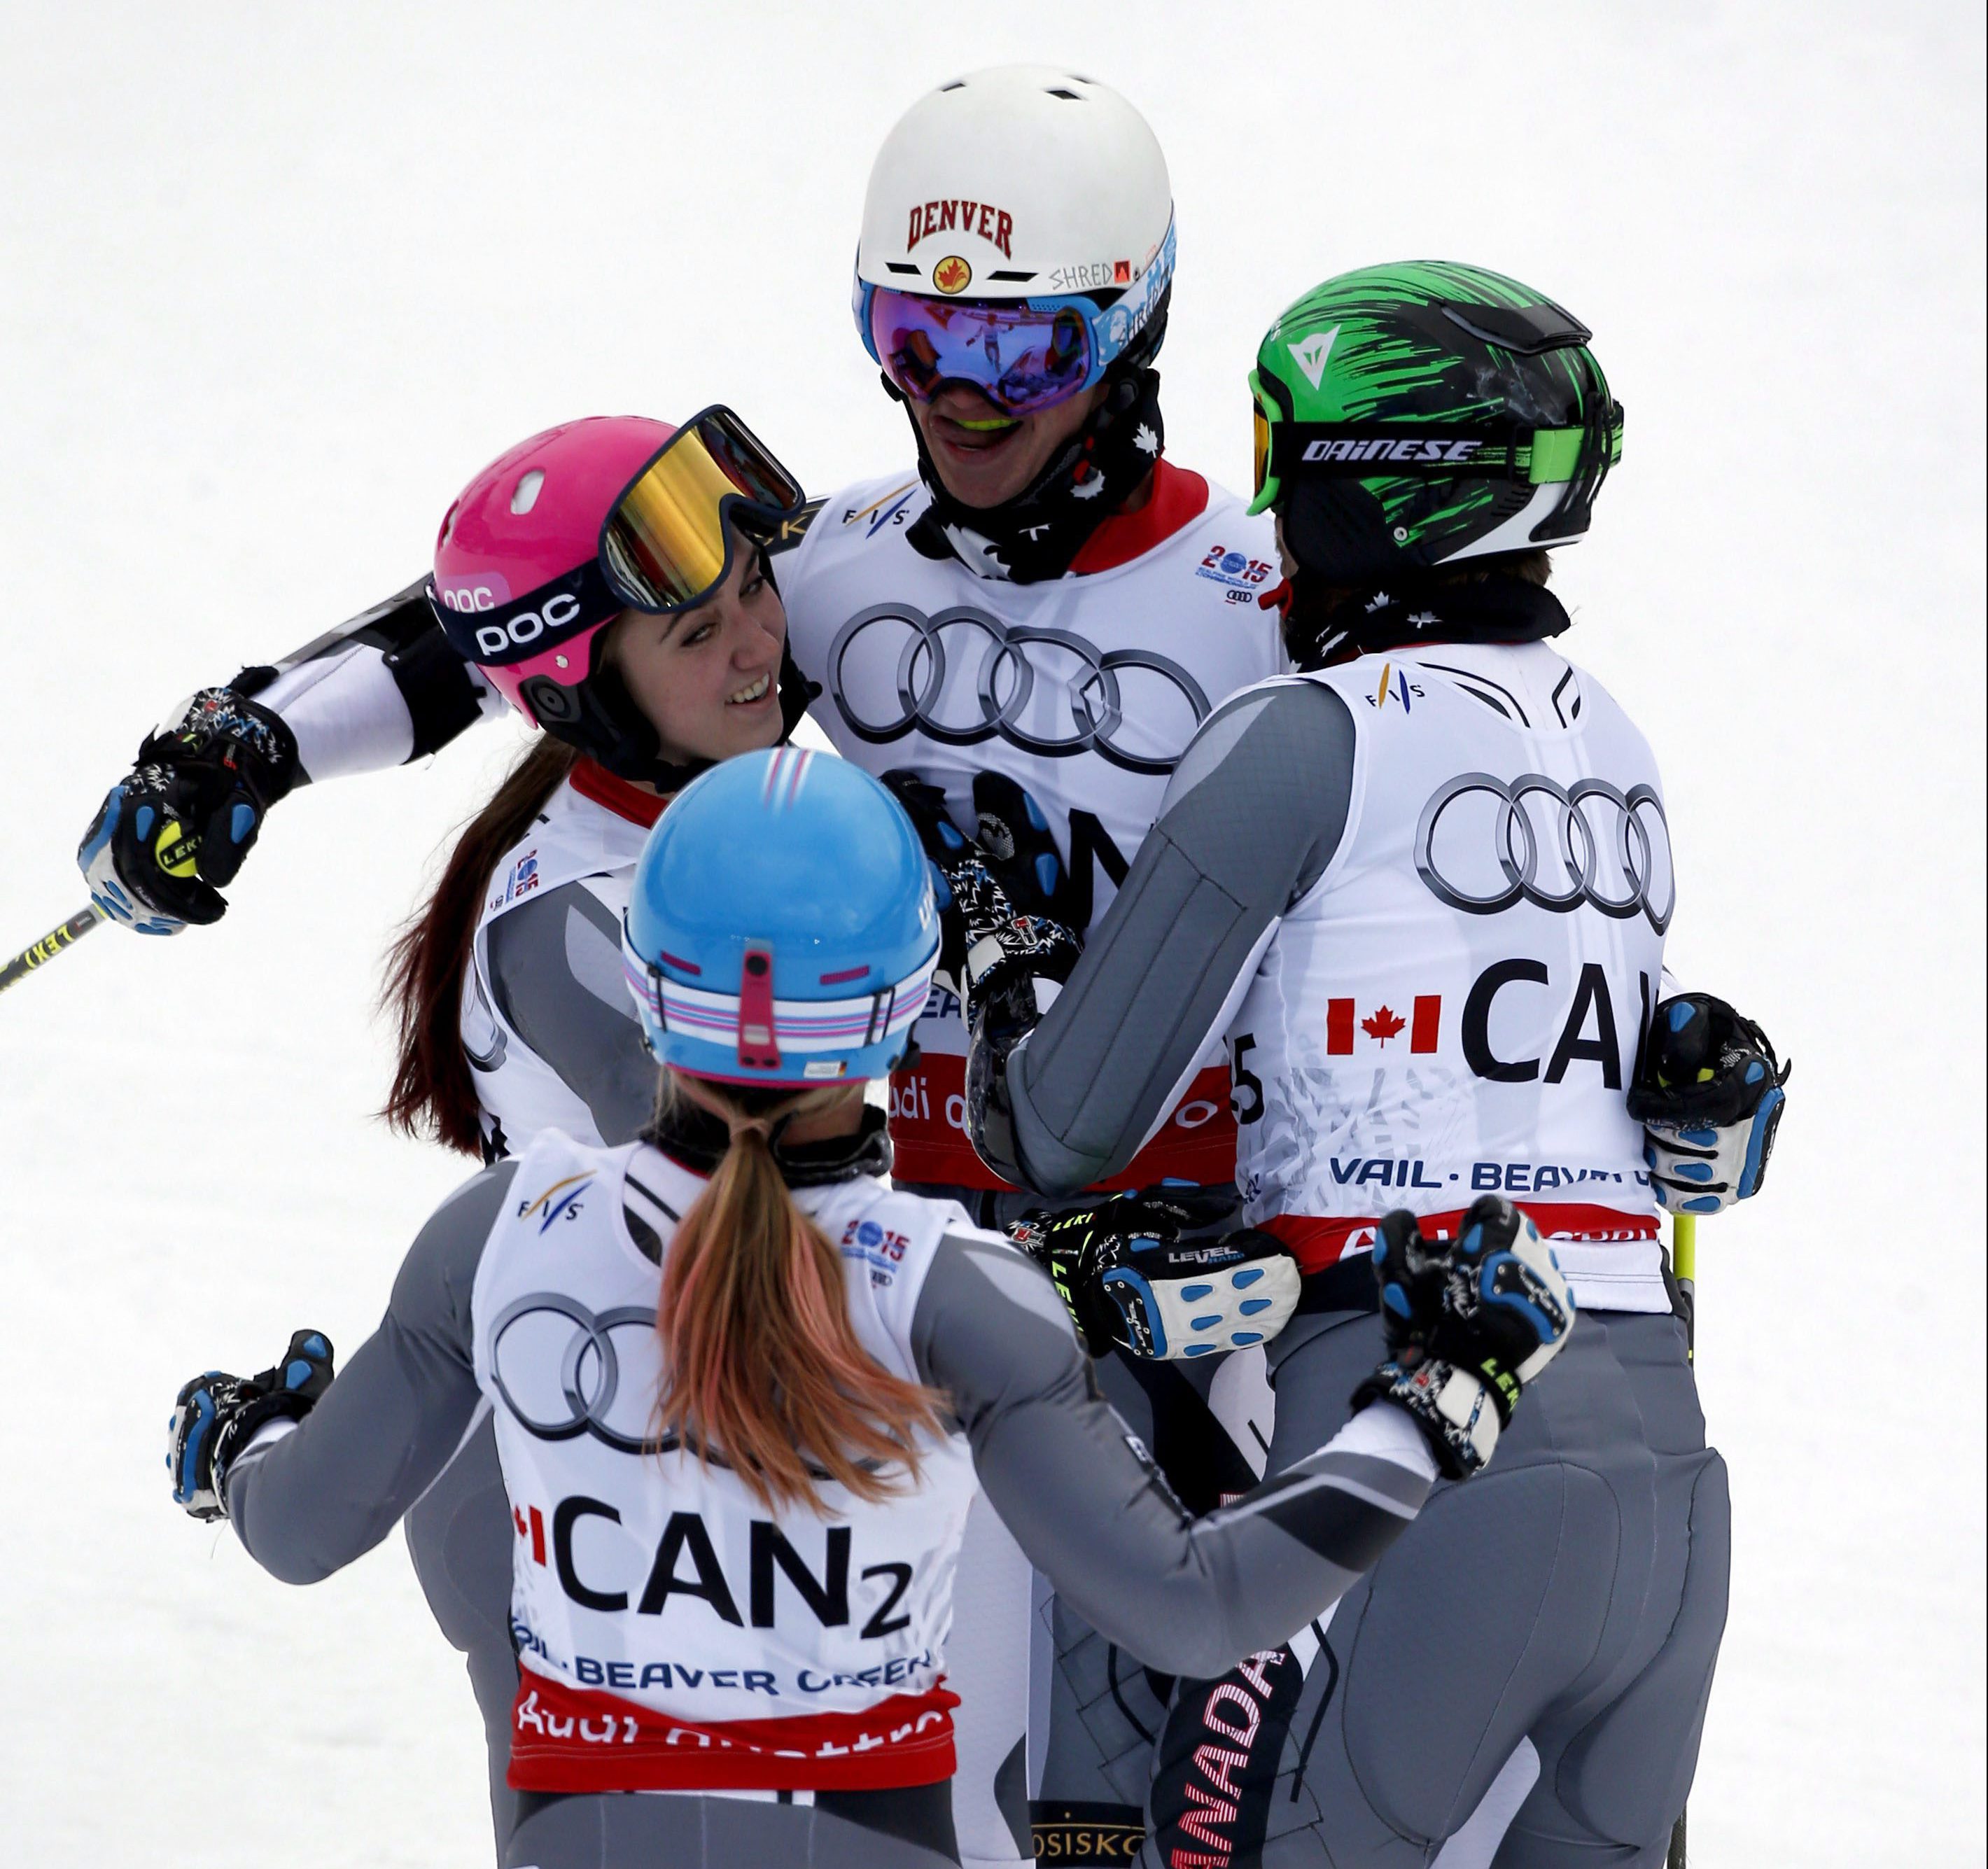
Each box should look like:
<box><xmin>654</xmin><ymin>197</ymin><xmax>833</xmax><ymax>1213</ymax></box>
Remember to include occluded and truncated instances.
<box><xmin>427</xmin><ymin>412</ymin><xmax>811</xmax><ymax>783</ymax></box>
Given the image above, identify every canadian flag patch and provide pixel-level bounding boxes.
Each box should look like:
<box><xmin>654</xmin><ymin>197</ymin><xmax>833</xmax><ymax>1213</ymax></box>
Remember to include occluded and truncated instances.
<box><xmin>1325</xmin><ymin>995</ymin><xmax>1440</xmax><ymax>1055</ymax></box>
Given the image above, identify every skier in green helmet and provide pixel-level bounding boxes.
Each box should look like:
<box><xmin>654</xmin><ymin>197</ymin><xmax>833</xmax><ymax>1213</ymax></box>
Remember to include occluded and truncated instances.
<box><xmin>1247</xmin><ymin>259</ymin><xmax>1623</xmax><ymax>662</ymax></box>
<box><xmin>967</xmin><ymin>260</ymin><xmax>1789</xmax><ymax>1866</ymax></box>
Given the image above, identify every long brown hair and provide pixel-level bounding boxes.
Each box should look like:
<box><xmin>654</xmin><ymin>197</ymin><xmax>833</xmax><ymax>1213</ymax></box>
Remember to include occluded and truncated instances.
<box><xmin>653</xmin><ymin>1072</ymin><xmax>946</xmax><ymax>1515</ymax></box>
<box><xmin>382</xmin><ymin>736</ymin><xmax>580</xmax><ymax>1154</ymax></box>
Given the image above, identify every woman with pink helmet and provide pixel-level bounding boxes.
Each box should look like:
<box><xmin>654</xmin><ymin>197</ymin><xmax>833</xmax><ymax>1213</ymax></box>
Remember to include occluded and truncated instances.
<box><xmin>382</xmin><ymin>408</ymin><xmax>817</xmax><ymax>1170</ymax></box>
<box><xmin>376</xmin><ymin>406</ymin><xmax>835</xmax><ymax>1854</ymax></box>
<box><xmin>426</xmin><ymin>411</ymin><xmax>811</xmax><ymax>796</ymax></box>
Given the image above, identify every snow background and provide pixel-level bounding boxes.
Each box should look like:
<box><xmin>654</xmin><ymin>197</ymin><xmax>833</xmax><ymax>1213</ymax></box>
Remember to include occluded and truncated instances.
<box><xmin>1</xmin><ymin>2</ymin><xmax>1981</xmax><ymax>1861</ymax></box>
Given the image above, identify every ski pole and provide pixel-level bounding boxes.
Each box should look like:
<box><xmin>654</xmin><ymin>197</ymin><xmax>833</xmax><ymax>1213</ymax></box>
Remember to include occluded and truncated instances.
<box><xmin>1672</xmin><ymin>1212</ymin><xmax>1697</xmax><ymax>1362</ymax></box>
<box><xmin>0</xmin><ymin>907</ymin><xmax>104</xmax><ymax>997</ymax></box>
<box><xmin>1663</xmin><ymin>1208</ymin><xmax>1701</xmax><ymax>1869</ymax></box>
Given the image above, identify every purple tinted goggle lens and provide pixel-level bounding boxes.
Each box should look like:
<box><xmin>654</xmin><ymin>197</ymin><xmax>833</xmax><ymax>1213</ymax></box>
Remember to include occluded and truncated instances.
<box><xmin>866</xmin><ymin>289</ymin><xmax>1099</xmax><ymax>416</ymax></box>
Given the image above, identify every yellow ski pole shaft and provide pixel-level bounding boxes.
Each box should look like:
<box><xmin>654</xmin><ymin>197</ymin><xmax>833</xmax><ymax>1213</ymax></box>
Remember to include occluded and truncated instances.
<box><xmin>0</xmin><ymin>906</ymin><xmax>103</xmax><ymax>998</ymax></box>
<box><xmin>1672</xmin><ymin>1212</ymin><xmax>1698</xmax><ymax>1362</ymax></box>
<box><xmin>1665</xmin><ymin>1208</ymin><xmax>1701</xmax><ymax>1868</ymax></box>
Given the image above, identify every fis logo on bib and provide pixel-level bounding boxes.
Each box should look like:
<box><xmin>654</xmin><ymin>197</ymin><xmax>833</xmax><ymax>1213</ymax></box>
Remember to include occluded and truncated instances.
<box><xmin>517</xmin><ymin>1173</ymin><xmax>591</xmax><ymax>1232</ymax></box>
<box><xmin>840</xmin><ymin>482</ymin><xmax>918</xmax><ymax>537</ymax></box>
<box><xmin>1368</xmin><ymin>664</ymin><xmax>1423</xmax><ymax>713</ymax></box>
<box><xmin>1195</xmin><ymin>544</ymin><xmax>1275</xmax><ymax>595</ymax></box>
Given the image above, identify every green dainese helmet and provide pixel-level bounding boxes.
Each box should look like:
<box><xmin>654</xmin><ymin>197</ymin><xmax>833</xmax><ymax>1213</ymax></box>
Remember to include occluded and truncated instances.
<box><xmin>1250</xmin><ymin>261</ymin><xmax>1623</xmax><ymax>584</ymax></box>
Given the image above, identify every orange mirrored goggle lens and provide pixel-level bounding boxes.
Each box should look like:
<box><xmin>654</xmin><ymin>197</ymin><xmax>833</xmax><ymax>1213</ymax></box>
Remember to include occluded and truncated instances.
<box><xmin>600</xmin><ymin>410</ymin><xmax>804</xmax><ymax>613</ymax></box>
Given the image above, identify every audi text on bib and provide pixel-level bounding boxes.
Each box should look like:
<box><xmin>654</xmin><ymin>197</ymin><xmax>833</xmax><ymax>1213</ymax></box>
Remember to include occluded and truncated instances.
<box><xmin>1229</xmin><ymin>643</ymin><xmax>1672</xmax><ymax>1312</ymax></box>
<box><xmin>472</xmin><ymin>1130</ymin><xmax>981</xmax><ymax>1792</ymax></box>
<box><xmin>782</xmin><ymin>463</ymin><xmax>1287</xmax><ymax>1188</ymax></box>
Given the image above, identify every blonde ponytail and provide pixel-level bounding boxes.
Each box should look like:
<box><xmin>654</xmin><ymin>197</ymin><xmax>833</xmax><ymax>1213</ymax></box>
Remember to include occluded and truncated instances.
<box><xmin>653</xmin><ymin>1072</ymin><xmax>944</xmax><ymax>1514</ymax></box>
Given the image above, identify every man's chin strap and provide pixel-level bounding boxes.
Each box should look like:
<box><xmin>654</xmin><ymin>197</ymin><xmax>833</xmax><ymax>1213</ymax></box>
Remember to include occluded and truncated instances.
<box><xmin>900</xmin><ymin>368</ymin><xmax>1167</xmax><ymax>584</ymax></box>
<box><xmin>1286</xmin><ymin>571</ymin><xmax>1572</xmax><ymax>669</ymax></box>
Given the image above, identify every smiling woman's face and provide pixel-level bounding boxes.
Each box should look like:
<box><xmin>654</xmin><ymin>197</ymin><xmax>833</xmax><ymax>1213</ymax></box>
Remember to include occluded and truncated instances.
<box><xmin>603</xmin><ymin>530</ymin><xmax>788</xmax><ymax>776</ymax></box>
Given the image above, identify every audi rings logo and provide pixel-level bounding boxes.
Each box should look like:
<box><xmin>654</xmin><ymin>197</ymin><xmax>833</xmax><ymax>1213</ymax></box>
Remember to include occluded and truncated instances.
<box><xmin>1415</xmin><ymin>771</ymin><xmax>1674</xmax><ymax>932</ymax></box>
<box><xmin>486</xmin><ymin>1292</ymin><xmax>881</xmax><ymax>1477</ymax></box>
<box><xmin>489</xmin><ymin>1293</ymin><xmax>661</xmax><ymax>1454</ymax></box>
<box><xmin>827</xmin><ymin>603</ymin><xmax>1212</xmax><ymax>775</ymax></box>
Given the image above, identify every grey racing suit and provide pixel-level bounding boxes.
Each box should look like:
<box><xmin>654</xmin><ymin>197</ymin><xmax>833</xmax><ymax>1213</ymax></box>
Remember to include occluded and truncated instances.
<box><xmin>223</xmin><ymin>1154</ymin><xmax>1438</xmax><ymax>1869</ymax></box>
<box><xmin>987</xmin><ymin>660</ymin><xmax>1730</xmax><ymax>1869</ymax></box>
<box><xmin>404</xmin><ymin>853</ymin><xmax>657</xmax><ymax>1850</ymax></box>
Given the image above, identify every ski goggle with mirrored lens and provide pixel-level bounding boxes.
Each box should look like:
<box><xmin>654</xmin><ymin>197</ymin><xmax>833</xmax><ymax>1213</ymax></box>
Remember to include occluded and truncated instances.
<box><xmin>429</xmin><ymin>406</ymin><xmax>808</xmax><ymax>667</ymax></box>
<box><xmin>599</xmin><ymin>406</ymin><xmax>806</xmax><ymax>612</ymax></box>
<box><xmin>1249</xmin><ymin>370</ymin><xmax>1624</xmax><ymax>517</ymax></box>
<box><xmin>854</xmin><ymin>220</ymin><xmax>1176</xmax><ymax>416</ymax></box>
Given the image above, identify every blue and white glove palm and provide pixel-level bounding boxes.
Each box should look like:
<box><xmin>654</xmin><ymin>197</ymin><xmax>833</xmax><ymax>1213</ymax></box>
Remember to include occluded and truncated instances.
<box><xmin>1011</xmin><ymin>1184</ymin><xmax>1301</xmax><ymax>1362</ymax></box>
<box><xmin>78</xmin><ymin>770</ymin><xmax>200</xmax><ymax>936</ymax></box>
<box><xmin>1628</xmin><ymin>993</ymin><xmax>1789</xmax><ymax>1214</ymax></box>
<box><xmin>168</xmin><ymin>1329</ymin><xmax>334</xmax><ymax>1522</ymax></box>
<box><xmin>1352</xmin><ymin>1197</ymin><xmax>1575</xmax><ymax>1479</ymax></box>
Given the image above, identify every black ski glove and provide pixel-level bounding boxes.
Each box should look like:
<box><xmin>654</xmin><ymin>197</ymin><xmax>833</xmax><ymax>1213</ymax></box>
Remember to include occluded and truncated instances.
<box><xmin>168</xmin><ymin>1329</ymin><xmax>335</xmax><ymax>1522</ymax></box>
<box><xmin>1351</xmin><ymin>1198</ymin><xmax>1575</xmax><ymax>1479</ymax></box>
<box><xmin>79</xmin><ymin>687</ymin><xmax>300</xmax><ymax>931</ymax></box>
<box><xmin>879</xmin><ymin>769</ymin><xmax>1082</xmax><ymax>1021</ymax></box>
<box><xmin>1628</xmin><ymin>993</ymin><xmax>1790</xmax><ymax>1214</ymax></box>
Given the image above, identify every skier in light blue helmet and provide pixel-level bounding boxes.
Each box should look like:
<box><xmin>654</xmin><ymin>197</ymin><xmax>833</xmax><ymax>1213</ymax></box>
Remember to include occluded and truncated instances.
<box><xmin>622</xmin><ymin>745</ymin><xmax>941</xmax><ymax>1088</ymax></box>
<box><xmin>166</xmin><ymin>744</ymin><xmax>1574</xmax><ymax>1869</ymax></box>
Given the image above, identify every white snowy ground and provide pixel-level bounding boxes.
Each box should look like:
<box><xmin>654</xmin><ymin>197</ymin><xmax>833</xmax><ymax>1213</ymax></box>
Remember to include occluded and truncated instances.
<box><xmin>1</xmin><ymin>4</ymin><xmax>1980</xmax><ymax>1863</ymax></box>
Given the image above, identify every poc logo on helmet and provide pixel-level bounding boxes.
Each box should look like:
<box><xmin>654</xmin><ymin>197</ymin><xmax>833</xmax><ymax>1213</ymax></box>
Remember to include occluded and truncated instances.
<box><xmin>435</xmin><ymin>588</ymin><xmax>584</xmax><ymax>659</ymax></box>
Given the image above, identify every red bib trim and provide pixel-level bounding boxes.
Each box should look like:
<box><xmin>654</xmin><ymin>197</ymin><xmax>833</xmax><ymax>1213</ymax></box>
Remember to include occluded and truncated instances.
<box><xmin>570</xmin><ymin>757</ymin><xmax>668</xmax><ymax>828</ymax></box>
<box><xmin>1262</xmin><ymin>1203</ymin><xmax>1660</xmax><ymax>1277</ymax></box>
<box><xmin>887</xmin><ymin>1056</ymin><xmax>1236</xmax><ymax>1192</ymax></box>
<box><xmin>1066</xmin><ymin>459</ymin><xmax>1212</xmax><ymax>576</ymax></box>
<box><xmin>506</xmin><ymin>1670</ymin><xmax>960</xmax><ymax>1794</ymax></box>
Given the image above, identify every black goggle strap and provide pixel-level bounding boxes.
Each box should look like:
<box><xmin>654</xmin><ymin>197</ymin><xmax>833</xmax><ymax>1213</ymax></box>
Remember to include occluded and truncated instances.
<box><xmin>426</xmin><ymin>558</ymin><xmax>621</xmax><ymax>667</ymax></box>
<box><xmin>1268</xmin><ymin>409</ymin><xmax>1623</xmax><ymax>485</ymax></box>
<box><xmin>692</xmin><ymin>404</ymin><xmax>806</xmax><ymax>511</ymax></box>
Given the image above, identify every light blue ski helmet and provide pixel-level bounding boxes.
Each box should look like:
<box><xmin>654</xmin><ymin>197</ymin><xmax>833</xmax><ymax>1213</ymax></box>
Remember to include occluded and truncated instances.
<box><xmin>622</xmin><ymin>747</ymin><xmax>939</xmax><ymax>1086</ymax></box>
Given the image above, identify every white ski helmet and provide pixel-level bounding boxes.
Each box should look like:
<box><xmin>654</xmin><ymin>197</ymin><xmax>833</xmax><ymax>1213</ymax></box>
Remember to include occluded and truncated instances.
<box><xmin>854</xmin><ymin>66</ymin><xmax>1175</xmax><ymax>393</ymax></box>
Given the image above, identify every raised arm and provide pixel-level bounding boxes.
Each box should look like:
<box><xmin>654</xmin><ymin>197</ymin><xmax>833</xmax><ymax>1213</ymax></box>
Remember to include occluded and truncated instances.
<box><xmin>220</xmin><ymin>1161</ymin><xmax>516</xmax><ymax>1583</ymax></box>
<box><xmin>241</xmin><ymin>578</ymin><xmax>498</xmax><ymax>780</ymax></box>
<box><xmin>78</xmin><ymin>582</ymin><xmax>498</xmax><ymax>934</ymax></box>
<box><xmin>909</xmin><ymin>1230</ymin><xmax>1435</xmax><ymax>1682</ymax></box>
<box><xmin>975</xmin><ymin>679</ymin><xmax>1358</xmax><ymax>1196</ymax></box>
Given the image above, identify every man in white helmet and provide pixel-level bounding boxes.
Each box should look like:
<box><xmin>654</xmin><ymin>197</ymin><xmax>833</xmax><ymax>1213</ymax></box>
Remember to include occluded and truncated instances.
<box><xmin>75</xmin><ymin>65</ymin><xmax>1286</xmax><ymax>1869</ymax></box>
<box><xmin>785</xmin><ymin>72</ymin><xmax>1292</xmax><ymax>1861</ymax></box>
